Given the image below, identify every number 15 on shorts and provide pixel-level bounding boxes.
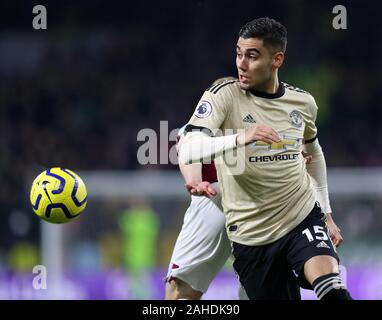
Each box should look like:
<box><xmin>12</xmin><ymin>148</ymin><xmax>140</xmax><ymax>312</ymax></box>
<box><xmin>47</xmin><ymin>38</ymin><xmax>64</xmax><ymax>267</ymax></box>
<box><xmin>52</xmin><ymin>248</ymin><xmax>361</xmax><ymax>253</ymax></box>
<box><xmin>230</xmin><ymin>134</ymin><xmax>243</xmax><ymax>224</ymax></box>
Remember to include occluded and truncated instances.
<box><xmin>302</xmin><ymin>226</ymin><xmax>329</xmax><ymax>242</ymax></box>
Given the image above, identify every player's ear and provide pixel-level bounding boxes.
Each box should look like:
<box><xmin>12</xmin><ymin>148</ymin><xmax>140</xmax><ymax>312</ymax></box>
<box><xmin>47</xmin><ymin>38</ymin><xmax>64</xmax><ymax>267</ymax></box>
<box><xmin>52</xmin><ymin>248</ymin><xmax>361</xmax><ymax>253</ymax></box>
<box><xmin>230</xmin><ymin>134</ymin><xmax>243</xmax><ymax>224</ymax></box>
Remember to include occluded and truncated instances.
<box><xmin>273</xmin><ymin>52</ymin><xmax>284</xmax><ymax>69</ymax></box>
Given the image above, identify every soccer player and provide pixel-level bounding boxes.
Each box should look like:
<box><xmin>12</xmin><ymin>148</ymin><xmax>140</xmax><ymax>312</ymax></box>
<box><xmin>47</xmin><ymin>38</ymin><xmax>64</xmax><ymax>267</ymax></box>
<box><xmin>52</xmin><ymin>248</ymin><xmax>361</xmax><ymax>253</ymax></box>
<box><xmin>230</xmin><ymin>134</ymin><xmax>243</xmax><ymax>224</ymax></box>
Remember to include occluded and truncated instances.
<box><xmin>166</xmin><ymin>80</ymin><xmax>324</xmax><ymax>301</ymax></box>
<box><xmin>179</xmin><ymin>17</ymin><xmax>351</xmax><ymax>300</ymax></box>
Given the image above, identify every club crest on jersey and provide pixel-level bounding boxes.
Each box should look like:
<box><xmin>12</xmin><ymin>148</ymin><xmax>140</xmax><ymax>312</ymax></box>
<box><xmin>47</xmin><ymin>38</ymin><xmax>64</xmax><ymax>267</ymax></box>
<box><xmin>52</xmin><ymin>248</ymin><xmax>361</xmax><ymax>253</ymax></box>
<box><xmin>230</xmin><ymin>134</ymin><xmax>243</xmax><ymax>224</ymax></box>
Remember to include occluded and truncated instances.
<box><xmin>194</xmin><ymin>101</ymin><xmax>212</xmax><ymax>118</ymax></box>
<box><xmin>289</xmin><ymin>110</ymin><xmax>303</xmax><ymax>128</ymax></box>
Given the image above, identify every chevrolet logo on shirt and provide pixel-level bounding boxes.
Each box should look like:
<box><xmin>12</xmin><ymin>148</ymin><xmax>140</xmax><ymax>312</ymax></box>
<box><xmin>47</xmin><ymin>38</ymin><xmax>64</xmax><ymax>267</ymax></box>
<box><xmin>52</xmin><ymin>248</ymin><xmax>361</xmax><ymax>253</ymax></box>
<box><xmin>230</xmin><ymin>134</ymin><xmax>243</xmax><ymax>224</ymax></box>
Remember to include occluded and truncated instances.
<box><xmin>251</xmin><ymin>135</ymin><xmax>302</xmax><ymax>151</ymax></box>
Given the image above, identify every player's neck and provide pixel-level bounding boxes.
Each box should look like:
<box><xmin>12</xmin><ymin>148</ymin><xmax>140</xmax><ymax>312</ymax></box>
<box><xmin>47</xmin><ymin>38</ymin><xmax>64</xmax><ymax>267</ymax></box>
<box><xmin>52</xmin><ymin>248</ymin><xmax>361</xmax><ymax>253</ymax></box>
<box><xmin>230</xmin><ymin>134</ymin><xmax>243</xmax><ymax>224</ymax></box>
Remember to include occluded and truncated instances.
<box><xmin>250</xmin><ymin>76</ymin><xmax>284</xmax><ymax>99</ymax></box>
<box><xmin>268</xmin><ymin>76</ymin><xmax>280</xmax><ymax>94</ymax></box>
<box><xmin>258</xmin><ymin>74</ymin><xmax>279</xmax><ymax>93</ymax></box>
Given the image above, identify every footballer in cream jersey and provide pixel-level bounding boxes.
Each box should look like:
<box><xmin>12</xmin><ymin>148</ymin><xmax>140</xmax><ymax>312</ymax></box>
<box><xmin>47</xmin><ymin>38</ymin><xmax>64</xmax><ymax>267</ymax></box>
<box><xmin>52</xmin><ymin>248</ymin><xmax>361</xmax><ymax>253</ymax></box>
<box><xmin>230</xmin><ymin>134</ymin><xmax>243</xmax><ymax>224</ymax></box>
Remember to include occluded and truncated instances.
<box><xmin>187</xmin><ymin>80</ymin><xmax>318</xmax><ymax>246</ymax></box>
<box><xmin>179</xmin><ymin>17</ymin><xmax>351</xmax><ymax>300</ymax></box>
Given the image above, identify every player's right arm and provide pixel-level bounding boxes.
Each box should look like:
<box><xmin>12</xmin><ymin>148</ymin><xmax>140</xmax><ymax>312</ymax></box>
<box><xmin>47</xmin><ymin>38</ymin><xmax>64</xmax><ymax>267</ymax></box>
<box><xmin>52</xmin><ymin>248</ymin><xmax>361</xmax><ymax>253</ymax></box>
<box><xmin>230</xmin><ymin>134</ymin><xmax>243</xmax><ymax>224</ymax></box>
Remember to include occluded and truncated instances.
<box><xmin>180</xmin><ymin>162</ymin><xmax>218</xmax><ymax>197</ymax></box>
<box><xmin>178</xmin><ymin>86</ymin><xmax>234</xmax><ymax>165</ymax></box>
<box><xmin>178</xmin><ymin>131</ymin><xmax>218</xmax><ymax>198</ymax></box>
<box><xmin>179</xmin><ymin>88</ymin><xmax>281</xmax><ymax>165</ymax></box>
<box><xmin>177</xmin><ymin>133</ymin><xmax>202</xmax><ymax>185</ymax></box>
<box><xmin>236</xmin><ymin>124</ymin><xmax>281</xmax><ymax>145</ymax></box>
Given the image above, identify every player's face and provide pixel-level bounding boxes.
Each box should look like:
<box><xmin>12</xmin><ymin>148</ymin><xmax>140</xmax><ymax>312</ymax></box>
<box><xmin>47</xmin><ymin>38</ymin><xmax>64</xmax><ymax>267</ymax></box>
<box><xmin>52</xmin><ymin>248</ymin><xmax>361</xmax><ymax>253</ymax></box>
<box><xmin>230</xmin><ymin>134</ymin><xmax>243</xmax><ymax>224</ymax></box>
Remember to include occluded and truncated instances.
<box><xmin>236</xmin><ymin>37</ymin><xmax>282</xmax><ymax>91</ymax></box>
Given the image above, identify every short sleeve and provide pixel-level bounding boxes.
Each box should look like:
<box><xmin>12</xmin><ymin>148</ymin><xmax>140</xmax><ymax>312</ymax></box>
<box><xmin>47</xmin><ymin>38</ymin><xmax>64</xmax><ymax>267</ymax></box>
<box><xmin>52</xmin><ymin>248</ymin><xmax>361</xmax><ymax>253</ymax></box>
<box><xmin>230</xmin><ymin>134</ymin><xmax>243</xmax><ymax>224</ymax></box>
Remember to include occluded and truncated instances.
<box><xmin>188</xmin><ymin>88</ymin><xmax>231</xmax><ymax>132</ymax></box>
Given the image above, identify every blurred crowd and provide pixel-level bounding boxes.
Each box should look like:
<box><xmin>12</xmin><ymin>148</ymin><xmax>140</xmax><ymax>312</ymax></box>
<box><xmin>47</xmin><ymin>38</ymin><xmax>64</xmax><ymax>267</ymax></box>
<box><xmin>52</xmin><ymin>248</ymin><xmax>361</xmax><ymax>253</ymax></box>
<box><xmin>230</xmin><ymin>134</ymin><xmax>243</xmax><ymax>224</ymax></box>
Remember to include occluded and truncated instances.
<box><xmin>0</xmin><ymin>1</ymin><xmax>381</xmax><ymax>263</ymax></box>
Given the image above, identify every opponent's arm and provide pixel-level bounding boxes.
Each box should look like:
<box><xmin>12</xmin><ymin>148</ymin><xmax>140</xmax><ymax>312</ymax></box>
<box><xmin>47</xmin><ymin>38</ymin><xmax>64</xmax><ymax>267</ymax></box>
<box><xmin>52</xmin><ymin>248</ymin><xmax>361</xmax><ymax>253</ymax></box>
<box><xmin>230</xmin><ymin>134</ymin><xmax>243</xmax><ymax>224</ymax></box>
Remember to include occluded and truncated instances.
<box><xmin>177</xmin><ymin>132</ymin><xmax>217</xmax><ymax>198</ymax></box>
<box><xmin>177</xmin><ymin>133</ymin><xmax>203</xmax><ymax>184</ymax></box>
<box><xmin>177</xmin><ymin>132</ymin><xmax>203</xmax><ymax>185</ymax></box>
<box><xmin>179</xmin><ymin>162</ymin><xmax>202</xmax><ymax>185</ymax></box>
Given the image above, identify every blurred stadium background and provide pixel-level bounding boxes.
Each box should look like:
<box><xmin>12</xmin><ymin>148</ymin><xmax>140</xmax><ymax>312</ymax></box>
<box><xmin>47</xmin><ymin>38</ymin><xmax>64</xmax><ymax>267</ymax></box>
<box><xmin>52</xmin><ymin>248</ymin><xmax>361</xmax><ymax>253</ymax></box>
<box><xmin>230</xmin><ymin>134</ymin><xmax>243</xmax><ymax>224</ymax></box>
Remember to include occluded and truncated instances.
<box><xmin>1</xmin><ymin>0</ymin><xmax>381</xmax><ymax>299</ymax></box>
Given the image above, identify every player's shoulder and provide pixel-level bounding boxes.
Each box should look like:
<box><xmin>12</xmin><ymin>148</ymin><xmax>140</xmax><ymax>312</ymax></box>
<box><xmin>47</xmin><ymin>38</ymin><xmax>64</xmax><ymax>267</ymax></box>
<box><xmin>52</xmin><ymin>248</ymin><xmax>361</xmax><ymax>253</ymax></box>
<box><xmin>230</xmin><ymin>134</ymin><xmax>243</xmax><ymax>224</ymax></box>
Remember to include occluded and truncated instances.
<box><xmin>177</xmin><ymin>124</ymin><xmax>188</xmax><ymax>137</ymax></box>
<box><xmin>205</xmin><ymin>78</ymin><xmax>240</xmax><ymax>96</ymax></box>
<box><xmin>283</xmin><ymin>82</ymin><xmax>316</xmax><ymax>105</ymax></box>
<box><xmin>283</xmin><ymin>82</ymin><xmax>312</xmax><ymax>96</ymax></box>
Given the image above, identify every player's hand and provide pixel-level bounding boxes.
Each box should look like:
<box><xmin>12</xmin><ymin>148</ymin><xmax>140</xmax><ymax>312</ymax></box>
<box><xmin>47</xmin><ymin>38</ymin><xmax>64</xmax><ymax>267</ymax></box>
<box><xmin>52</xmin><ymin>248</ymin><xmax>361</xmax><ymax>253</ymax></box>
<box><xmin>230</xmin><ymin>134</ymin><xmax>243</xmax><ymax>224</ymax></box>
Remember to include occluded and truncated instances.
<box><xmin>185</xmin><ymin>181</ymin><xmax>217</xmax><ymax>198</ymax></box>
<box><xmin>236</xmin><ymin>123</ymin><xmax>281</xmax><ymax>146</ymax></box>
<box><xmin>302</xmin><ymin>151</ymin><xmax>313</xmax><ymax>164</ymax></box>
<box><xmin>326</xmin><ymin>213</ymin><xmax>343</xmax><ymax>247</ymax></box>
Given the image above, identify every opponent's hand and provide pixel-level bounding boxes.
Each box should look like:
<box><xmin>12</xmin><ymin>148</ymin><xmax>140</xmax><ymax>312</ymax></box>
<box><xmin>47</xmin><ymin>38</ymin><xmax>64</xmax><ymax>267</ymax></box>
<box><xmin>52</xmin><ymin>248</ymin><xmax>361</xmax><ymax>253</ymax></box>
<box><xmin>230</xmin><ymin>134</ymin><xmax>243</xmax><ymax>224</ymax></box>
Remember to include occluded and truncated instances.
<box><xmin>236</xmin><ymin>123</ymin><xmax>281</xmax><ymax>146</ymax></box>
<box><xmin>326</xmin><ymin>213</ymin><xmax>343</xmax><ymax>247</ymax></box>
<box><xmin>185</xmin><ymin>181</ymin><xmax>217</xmax><ymax>198</ymax></box>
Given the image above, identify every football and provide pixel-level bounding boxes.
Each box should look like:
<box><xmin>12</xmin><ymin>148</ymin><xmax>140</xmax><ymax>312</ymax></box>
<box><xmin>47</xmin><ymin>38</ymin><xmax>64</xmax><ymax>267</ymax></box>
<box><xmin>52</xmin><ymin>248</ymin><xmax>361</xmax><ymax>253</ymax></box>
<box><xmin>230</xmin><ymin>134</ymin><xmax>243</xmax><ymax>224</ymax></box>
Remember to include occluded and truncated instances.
<box><xmin>30</xmin><ymin>167</ymin><xmax>87</xmax><ymax>224</ymax></box>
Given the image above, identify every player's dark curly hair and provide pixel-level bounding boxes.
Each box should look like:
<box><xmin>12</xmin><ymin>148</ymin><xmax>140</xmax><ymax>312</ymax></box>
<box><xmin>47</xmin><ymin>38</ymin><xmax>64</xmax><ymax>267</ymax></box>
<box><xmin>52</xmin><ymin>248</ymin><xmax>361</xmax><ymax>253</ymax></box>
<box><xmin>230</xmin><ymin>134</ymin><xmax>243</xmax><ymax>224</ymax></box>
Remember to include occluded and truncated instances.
<box><xmin>239</xmin><ymin>17</ymin><xmax>287</xmax><ymax>53</ymax></box>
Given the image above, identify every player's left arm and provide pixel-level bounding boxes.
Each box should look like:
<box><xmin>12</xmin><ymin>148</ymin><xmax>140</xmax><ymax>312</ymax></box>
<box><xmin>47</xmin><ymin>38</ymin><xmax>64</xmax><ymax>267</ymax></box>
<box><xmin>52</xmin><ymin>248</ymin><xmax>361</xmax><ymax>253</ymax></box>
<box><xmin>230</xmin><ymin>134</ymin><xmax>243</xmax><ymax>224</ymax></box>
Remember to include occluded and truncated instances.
<box><xmin>303</xmin><ymin>96</ymin><xmax>343</xmax><ymax>247</ymax></box>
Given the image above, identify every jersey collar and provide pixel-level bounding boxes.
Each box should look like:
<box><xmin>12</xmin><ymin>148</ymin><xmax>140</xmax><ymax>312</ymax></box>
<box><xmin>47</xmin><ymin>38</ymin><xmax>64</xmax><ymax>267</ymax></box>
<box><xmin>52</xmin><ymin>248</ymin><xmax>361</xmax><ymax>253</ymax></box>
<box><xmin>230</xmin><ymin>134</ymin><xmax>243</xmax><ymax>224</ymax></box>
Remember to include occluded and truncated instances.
<box><xmin>249</xmin><ymin>82</ymin><xmax>285</xmax><ymax>99</ymax></box>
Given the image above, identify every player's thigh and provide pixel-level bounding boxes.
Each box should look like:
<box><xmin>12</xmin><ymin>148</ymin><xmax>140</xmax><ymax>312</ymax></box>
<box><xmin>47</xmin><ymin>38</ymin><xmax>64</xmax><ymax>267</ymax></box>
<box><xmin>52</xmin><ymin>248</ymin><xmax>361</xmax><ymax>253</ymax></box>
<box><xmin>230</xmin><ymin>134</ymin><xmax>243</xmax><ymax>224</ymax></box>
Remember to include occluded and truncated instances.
<box><xmin>170</xmin><ymin>195</ymin><xmax>227</xmax><ymax>255</ymax></box>
<box><xmin>287</xmin><ymin>204</ymin><xmax>340</xmax><ymax>289</ymax></box>
<box><xmin>165</xmin><ymin>277</ymin><xmax>203</xmax><ymax>300</ymax></box>
<box><xmin>193</xmin><ymin>193</ymin><xmax>226</xmax><ymax>236</ymax></box>
<box><xmin>171</xmin><ymin>195</ymin><xmax>229</xmax><ymax>261</ymax></box>
<box><xmin>232</xmin><ymin>241</ymin><xmax>300</xmax><ymax>300</ymax></box>
<box><xmin>166</xmin><ymin>196</ymin><xmax>230</xmax><ymax>294</ymax></box>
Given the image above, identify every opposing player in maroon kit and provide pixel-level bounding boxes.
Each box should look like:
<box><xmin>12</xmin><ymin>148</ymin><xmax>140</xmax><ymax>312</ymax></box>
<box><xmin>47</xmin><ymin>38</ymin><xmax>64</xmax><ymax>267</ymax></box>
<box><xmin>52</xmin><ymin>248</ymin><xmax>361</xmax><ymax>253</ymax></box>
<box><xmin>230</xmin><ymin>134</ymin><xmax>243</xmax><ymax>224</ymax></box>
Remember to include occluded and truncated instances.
<box><xmin>165</xmin><ymin>78</ymin><xmax>245</xmax><ymax>300</ymax></box>
<box><xmin>165</xmin><ymin>129</ymin><xmax>234</xmax><ymax>300</ymax></box>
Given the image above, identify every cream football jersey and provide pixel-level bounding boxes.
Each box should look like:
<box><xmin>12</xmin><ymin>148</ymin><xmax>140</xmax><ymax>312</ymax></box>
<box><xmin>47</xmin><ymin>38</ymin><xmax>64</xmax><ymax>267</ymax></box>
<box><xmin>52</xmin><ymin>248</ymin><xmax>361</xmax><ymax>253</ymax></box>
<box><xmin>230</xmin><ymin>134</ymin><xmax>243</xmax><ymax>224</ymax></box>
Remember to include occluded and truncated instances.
<box><xmin>187</xmin><ymin>80</ymin><xmax>318</xmax><ymax>246</ymax></box>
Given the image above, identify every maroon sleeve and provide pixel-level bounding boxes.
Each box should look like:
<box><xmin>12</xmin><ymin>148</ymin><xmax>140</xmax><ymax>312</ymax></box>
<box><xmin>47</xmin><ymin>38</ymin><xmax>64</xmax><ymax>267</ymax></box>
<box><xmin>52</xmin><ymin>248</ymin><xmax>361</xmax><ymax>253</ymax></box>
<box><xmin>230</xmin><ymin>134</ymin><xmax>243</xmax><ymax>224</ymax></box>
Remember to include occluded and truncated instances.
<box><xmin>201</xmin><ymin>161</ymin><xmax>218</xmax><ymax>183</ymax></box>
